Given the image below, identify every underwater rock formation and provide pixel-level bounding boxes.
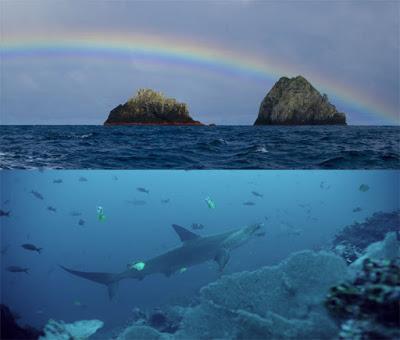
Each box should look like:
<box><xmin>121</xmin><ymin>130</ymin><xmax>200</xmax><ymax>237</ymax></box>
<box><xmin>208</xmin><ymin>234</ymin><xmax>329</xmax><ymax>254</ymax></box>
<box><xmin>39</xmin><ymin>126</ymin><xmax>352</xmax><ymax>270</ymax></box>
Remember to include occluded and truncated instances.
<box><xmin>117</xmin><ymin>325</ymin><xmax>171</xmax><ymax>340</ymax></box>
<box><xmin>115</xmin><ymin>251</ymin><xmax>348</xmax><ymax>339</ymax></box>
<box><xmin>104</xmin><ymin>89</ymin><xmax>203</xmax><ymax>126</ymax></box>
<box><xmin>254</xmin><ymin>75</ymin><xmax>346</xmax><ymax>125</ymax></box>
<box><xmin>350</xmin><ymin>232</ymin><xmax>400</xmax><ymax>272</ymax></box>
<box><xmin>175</xmin><ymin>250</ymin><xmax>348</xmax><ymax>339</ymax></box>
<box><xmin>332</xmin><ymin>210</ymin><xmax>400</xmax><ymax>264</ymax></box>
<box><xmin>116</xmin><ymin>232</ymin><xmax>399</xmax><ymax>339</ymax></box>
<box><xmin>0</xmin><ymin>304</ymin><xmax>43</xmax><ymax>339</ymax></box>
<box><xmin>117</xmin><ymin>307</ymin><xmax>183</xmax><ymax>339</ymax></box>
<box><xmin>40</xmin><ymin>319</ymin><xmax>103</xmax><ymax>339</ymax></box>
<box><xmin>325</xmin><ymin>254</ymin><xmax>400</xmax><ymax>339</ymax></box>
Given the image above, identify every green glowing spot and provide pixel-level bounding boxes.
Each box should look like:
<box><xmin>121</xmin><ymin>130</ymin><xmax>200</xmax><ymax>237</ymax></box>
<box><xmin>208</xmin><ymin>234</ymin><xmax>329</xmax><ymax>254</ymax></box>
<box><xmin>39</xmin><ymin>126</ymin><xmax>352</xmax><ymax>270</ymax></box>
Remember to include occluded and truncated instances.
<box><xmin>179</xmin><ymin>267</ymin><xmax>187</xmax><ymax>273</ymax></box>
<box><xmin>205</xmin><ymin>197</ymin><xmax>216</xmax><ymax>209</ymax></box>
<box><xmin>128</xmin><ymin>261</ymin><xmax>146</xmax><ymax>271</ymax></box>
<box><xmin>97</xmin><ymin>206</ymin><xmax>106</xmax><ymax>221</ymax></box>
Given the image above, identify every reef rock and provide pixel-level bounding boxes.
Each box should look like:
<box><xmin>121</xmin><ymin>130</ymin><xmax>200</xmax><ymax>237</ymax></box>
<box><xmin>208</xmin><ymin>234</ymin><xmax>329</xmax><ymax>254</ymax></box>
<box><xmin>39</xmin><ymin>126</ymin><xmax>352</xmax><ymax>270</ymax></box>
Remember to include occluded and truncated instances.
<box><xmin>332</xmin><ymin>210</ymin><xmax>400</xmax><ymax>264</ymax></box>
<box><xmin>0</xmin><ymin>304</ymin><xmax>43</xmax><ymax>339</ymax></box>
<box><xmin>40</xmin><ymin>319</ymin><xmax>103</xmax><ymax>340</ymax></box>
<box><xmin>254</xmin><ymin>75</ymin><xmax>346</xmax><ymax>125</ymax></box>
<box><xmin>104</xmin><ymin>89</ymin><xmax>202</xmax><ymax>126</ymax></box>
<box><xmin>325</xmin><ymin>256</ymin><xmax>400</xmax><ymax>339</ymax></box>
<box><xmin>350</xmin><ymin>232</ymin><xmax>400</xmax><ymax>272</ymax></box>
<box><xmin>117</xmin><ymin>325</ymin><xmax>172</xmax><ymax>340</ymax></box>
<box><xmin>175</xmin><ymin>250</ymin><xmax>348</xmax><ymax>339</ymax></box>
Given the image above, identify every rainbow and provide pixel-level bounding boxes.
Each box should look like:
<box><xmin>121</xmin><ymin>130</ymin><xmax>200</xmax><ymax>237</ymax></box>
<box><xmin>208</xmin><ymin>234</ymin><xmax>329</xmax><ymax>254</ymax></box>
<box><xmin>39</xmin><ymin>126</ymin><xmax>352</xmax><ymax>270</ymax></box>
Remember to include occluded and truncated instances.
<box><xmin>1</xmin><ymin>32</ymin><xmax>398</xmax><ymax>124</ymax></box>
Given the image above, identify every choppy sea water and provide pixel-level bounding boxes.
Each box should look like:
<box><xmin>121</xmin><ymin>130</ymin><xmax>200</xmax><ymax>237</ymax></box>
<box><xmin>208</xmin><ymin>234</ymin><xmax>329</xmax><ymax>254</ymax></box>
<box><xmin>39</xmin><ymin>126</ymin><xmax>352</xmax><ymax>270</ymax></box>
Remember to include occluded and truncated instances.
<box><xmin>0</xmin><ymin>125</ymin><xmax>399</xmax><ymax>169</ymax></box>
<box><xmin>1</xmin><ymin>170</ymin><xmax>399</xmax><ymax>338</ymax></box>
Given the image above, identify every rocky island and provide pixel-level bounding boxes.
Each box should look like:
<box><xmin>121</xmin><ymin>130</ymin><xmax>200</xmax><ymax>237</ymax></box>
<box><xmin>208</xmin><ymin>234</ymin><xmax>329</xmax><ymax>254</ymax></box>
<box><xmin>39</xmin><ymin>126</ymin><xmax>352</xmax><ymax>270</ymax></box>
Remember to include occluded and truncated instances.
<box><xmin>254</xmin><ymin>76</ymin><xmax>346</xmax><ymax>125</ymax></box>
<box><xmin>104</xmin><ymin>89</ymin><xmax>203</xmax><ymax>126</ymax></box>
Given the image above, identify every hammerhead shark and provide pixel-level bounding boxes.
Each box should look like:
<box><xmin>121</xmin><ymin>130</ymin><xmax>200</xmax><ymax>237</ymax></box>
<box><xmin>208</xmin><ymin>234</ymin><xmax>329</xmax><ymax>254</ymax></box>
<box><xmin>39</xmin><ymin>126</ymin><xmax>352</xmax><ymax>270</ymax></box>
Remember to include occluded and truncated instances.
<box><xmin>61</xmin><ymin>223</ymin><xmax>263</xmax><ymax>299</ymax></box>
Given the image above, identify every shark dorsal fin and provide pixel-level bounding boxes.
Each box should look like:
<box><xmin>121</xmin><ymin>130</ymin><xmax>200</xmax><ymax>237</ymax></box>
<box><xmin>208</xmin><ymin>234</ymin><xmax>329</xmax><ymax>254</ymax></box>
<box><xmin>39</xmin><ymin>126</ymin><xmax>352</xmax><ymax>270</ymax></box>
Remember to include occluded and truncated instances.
<box><xmin>172</xmin><ymin>224</ymin><xmax>200</xmax><ymax>243</ymax></box>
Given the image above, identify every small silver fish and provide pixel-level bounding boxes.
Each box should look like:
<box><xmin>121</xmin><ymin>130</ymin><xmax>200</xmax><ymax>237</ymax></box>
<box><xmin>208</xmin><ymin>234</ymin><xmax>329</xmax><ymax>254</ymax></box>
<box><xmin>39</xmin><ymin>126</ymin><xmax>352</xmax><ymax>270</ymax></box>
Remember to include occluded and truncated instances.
<box><xmin>7</xmin><ymin>266</ymin><xmax>29</xmax><ymax>274</ymax></box>
<box><xmin>30</xmin><ymin>190</ymin><xmax>44</xmax><ymax>200</ymax></box>
<box><xmin>126</xmin><ymin>200</ymin><xmax>147</xmax><ymax>206</ymax></box>
<box><xmin>251</xmin><ymin>191</ymin><xmax>263</xmax><ymax>198</ymax></box>
<box><xmin>0</xmin><ymin>210</ymin><xmax>10</xmax><ymax>217</ymax></box>
<box><xmin>21</xmin><ymin>243</ymin><xmax>42</xmax><ymax>254</ymax></box>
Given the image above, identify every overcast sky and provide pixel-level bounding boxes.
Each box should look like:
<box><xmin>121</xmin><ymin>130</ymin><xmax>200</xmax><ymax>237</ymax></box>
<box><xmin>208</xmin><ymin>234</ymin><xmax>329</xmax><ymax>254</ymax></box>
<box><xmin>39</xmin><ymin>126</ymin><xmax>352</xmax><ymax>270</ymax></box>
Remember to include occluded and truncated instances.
<box><xmin>1</xmin><ymin>0</ymin><xmax>399</xmax><ymax>125</ymax></box>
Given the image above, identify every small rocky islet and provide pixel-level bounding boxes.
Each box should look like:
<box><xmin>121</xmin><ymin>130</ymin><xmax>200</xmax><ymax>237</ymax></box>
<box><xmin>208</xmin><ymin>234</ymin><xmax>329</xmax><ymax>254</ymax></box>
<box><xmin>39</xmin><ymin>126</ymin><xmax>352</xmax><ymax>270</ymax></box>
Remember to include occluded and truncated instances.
<box><xmin>103</xmin><ymin>76</ymin><xmax>347</xmax><ymax>126</ymax></box>
<box><xmin>104</xmin><ymin>89</ymin><xmax>203</xmax><ymax>126</ymax></box>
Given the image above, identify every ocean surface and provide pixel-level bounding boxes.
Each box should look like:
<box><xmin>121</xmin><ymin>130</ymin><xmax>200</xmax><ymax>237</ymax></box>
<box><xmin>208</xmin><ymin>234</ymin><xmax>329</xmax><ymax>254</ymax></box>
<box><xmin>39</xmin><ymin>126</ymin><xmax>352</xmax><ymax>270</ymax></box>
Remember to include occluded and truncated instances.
<box><xmin>1</xmin><ymin>170</ymin><xmax>398</xmax><ymax>338</ymax></box>
<box><xmin>0</xmin><ymin>125</ymin><xmax>399</xmax><ymax>169</ymax></box>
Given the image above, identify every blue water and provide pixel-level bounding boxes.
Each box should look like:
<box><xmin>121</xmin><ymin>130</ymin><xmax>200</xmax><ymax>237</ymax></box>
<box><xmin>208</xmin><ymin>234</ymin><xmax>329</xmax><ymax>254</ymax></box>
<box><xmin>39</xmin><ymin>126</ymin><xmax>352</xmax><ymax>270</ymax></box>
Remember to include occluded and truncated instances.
<box><xmin>1</xmin><ymin>170</ymin><xmax>398</xmax><ymax>336</ymax></box>
<box><xmin>0</xmin><ymin>125</ymin><xmax>399</xmax><ymax>169</ymax></box>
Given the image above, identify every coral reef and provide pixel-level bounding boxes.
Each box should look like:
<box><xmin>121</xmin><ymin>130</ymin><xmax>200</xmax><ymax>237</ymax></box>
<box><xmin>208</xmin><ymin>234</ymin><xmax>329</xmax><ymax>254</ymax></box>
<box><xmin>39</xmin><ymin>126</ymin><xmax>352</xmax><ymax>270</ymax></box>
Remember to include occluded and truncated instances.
<box><xmin>325</xmin><ymin>256</ymin><xmax>400</xmax><ymax>339</ymax></box>
<box><xmin>254</xmin><ymin>75</ymin><xmax>346</xmax><ymax>125</ymax></box>
<box><xmin>175</xmin><ymin>250</ymin><xmax>348</xmax><ymax>339</ymax></box>
<box><xmin>117</xmin><ymin>307</ymin><xmax>183</xmax><ymax>339</ymax></box>
<box><xmin>350</xmin><ymin>232</ymin><xmax>400</xmax><ymax>272</ymax></box>
<box><xmin>39</xmin><ymin>319</ymin><xmax>103</xmax><ymax>339</ymax></box>
<box><xmin>104</xmin><ymin>89</ymin><xmax>202</xmax><ymax>125</ymax></box>
<box><xmin>0</xmin><ymin>304</ymin><xmax>43</xmax><ymax>339</ymax></box>
<box><xmin>115</xmin><ymin>229</ymin><xmax>399</xmax><ymax>339</ymax></box>
<box><xmin>117</xmin><ymin>325</ymin><xmax>171</xmax><ymax>340</ymax></box>
<box><xmin>116</xmin><ymin>251</ymin><xmax>348</xmax><ymax>339</ymax></box>
<box><xmin>332</xmin><ymin>210</ymin><xmax>399</xmax><ymax>264</ymax></box>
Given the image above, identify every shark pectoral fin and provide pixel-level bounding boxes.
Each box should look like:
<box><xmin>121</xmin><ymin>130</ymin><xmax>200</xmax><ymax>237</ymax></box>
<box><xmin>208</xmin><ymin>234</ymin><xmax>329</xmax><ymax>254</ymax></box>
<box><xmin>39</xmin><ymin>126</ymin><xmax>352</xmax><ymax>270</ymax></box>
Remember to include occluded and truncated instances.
<box><xmin>164</xmin><ymin>269</ymin><xmax>175</xmax><ymax>278</ymax></box>
<box><xmin>215</xmin><ymin>248</ymin><xmax>230</xmax><ymax>272</ymax></box>
<box><xmin>107</xmin><ymin>281</ymin><xmax>119</xmax><ymax>300</ymax></box>
<box><xmin>172</xmin><ymin>224</ymin><xmax>200</xmax><ymax>243</ymax></box>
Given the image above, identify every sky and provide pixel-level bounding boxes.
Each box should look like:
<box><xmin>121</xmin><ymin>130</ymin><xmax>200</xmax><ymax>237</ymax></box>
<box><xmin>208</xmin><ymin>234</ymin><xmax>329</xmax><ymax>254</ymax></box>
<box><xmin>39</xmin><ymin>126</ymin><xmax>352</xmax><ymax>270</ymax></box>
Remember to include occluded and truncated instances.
<box><xmin>0</xmin><ymin>0</ymin><xmax>399</xmax><ymax>125</ymax></box>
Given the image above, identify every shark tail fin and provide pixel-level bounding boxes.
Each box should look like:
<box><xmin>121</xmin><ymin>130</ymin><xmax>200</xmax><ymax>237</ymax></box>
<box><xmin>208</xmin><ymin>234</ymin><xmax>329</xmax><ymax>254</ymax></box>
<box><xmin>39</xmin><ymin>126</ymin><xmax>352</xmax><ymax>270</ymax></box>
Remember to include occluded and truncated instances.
<box><xmin>60</xmin><ymin>265</ymin><xmax>120</xmax><ymax>300</ymax></box>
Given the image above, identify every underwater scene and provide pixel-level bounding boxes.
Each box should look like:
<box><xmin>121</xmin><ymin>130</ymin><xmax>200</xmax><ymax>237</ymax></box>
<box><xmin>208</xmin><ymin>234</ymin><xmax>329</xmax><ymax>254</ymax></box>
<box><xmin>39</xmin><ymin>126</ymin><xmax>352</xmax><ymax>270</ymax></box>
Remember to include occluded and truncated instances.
<box><xmin>1</xmin><ymin>170</ymin><xmax>399</xmax><ymax>339</ymax></box>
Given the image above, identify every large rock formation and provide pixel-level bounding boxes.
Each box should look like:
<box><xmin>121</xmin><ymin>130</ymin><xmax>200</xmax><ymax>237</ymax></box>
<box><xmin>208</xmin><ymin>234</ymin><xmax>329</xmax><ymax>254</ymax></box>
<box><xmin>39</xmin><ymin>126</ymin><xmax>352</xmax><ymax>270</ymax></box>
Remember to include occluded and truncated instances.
<box><xmin>114</xmin><ymin>250</ymin><xmax>348</xmax><ymax>339</ymax></box>
<box><xmin>254</xmin><ymin>76</ymin><xmax>346</xmax><ymax>125</ymax></box>
<box><xmin>104</xmin><ymin>89</ymin><xmax>203</xmax><ymax>126</ymax></box>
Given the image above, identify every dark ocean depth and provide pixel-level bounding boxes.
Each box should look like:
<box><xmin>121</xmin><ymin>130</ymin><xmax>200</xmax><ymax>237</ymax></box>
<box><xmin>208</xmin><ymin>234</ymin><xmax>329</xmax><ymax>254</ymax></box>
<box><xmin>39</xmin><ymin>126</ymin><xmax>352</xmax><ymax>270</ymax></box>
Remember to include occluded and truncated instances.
<box><xmin>1</xmin><ymin>125</ymin><xmax>399</xmax><ymax>169</ymax></box>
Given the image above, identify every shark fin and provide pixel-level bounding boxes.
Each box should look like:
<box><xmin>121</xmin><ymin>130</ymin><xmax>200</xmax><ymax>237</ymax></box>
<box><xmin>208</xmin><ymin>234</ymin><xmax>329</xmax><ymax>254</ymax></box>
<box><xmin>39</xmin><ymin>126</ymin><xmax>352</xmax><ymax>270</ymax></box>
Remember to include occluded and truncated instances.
<box><xmin>172</xmin><ymin>224</ymin><xmax>200</xmax><ymax>243</ymax></box>
<box><xmin>107</xmin><ymin>281</ymin><xmax>119</xmax><ymax>299</ymax></box>
<box><xmin>60</xmin><ymin>265</ymin><xmax>120</xmax><ymax>300</ymax></box>
<box><xmin>214</xmin><ymin>248</ymin><xmax>230</xmax><ymax>272</ymax></box>
<box><xmin>164</xmin><ymin>269</ymin><xmax>175</xmax><ymax>278</ymax></box>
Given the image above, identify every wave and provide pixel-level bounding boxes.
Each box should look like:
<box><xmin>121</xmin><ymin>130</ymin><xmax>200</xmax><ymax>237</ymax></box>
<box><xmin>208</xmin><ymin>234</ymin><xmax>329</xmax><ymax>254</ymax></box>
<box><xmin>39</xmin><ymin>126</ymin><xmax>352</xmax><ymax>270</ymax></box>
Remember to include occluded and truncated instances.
<box><xmin>0</xmin><ymin>125</ymin><xmax>398</xmax><ymax>169</ymax></box>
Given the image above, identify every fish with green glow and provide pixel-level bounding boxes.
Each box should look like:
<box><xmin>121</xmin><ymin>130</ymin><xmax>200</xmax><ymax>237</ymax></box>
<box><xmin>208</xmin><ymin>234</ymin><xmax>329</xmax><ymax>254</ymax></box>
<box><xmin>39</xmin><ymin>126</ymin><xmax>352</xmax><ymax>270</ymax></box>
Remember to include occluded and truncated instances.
<box><xmin>97</xmin><ymin>206</ymin><xmax>106</xmax><ymax>222</ymax></box>
<box><xmin>205</xmin><ymin>197</ymin><xmax>216</xmax><ymax>209</ymax></box>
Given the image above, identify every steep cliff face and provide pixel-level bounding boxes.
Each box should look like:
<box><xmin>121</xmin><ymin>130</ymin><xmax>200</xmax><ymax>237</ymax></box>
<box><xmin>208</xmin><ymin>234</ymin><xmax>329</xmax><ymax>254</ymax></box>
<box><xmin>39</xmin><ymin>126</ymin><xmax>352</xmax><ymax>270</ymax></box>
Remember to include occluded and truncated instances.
<box><xmin>104</xmin><ymin>89</ymin><xmax>203</xmax><ymax>125</ymax></box>
<box><xmin>254</xmin><ymin>76</ymin><xmax>346</xmax><ymax>125</ymax></box>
